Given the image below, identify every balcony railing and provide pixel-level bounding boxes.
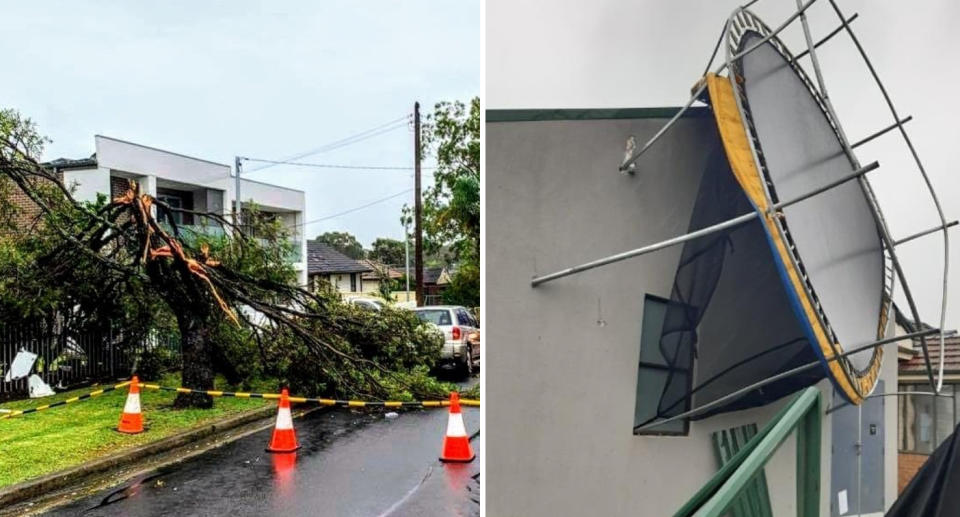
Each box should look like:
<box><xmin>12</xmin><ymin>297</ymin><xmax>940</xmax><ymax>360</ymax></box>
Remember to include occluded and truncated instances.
<box><xmin>672</xmin><ymin>387</ymin><xmax>822</xmax><ymax>517</ymax></box>
<box><xmin>159</xmin><ymin>223</ymin><xmax>301</xmax><ymax>263</ymax></box>
<box><xmin>158</xmin><ymin>222</ymin><xmax>226</xmax><ymax>246</ymax></box>
<box><xmin>285</xmin><ymin>239</ymin><xmax>302</xmax><ymax>262</ymax></box>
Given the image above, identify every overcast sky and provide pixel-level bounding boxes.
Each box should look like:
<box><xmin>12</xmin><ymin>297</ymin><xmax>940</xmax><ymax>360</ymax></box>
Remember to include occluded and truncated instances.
<box><xmin>487</xmin><ymin>0</ymin><xmax>960</xmax><ymax>329</ymax></box>
<box><xmin>0</xmin><ymin>0</ymin><xmax>479</xmax><ymax>247</ymax></box>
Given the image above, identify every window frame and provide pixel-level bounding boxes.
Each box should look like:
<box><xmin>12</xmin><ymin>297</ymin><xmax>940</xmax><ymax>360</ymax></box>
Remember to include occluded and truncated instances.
<box><xmin>157</xmin><ymin>194</ymin><xmax>184</xmax><ymax>225</ymax></box>
<box><xmin>634</xmin><ymin>293</ymin><xmax>696</xmax><ymax>437</ymax></box>
<box><xmin>898</xmin><ymin>382</ymin><xmax>959</xmax><ymax>454</ymax></box>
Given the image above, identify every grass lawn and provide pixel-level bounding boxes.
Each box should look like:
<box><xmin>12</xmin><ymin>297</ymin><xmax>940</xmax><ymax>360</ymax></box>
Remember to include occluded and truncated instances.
<box><xmin>0</xmin><ymin>373</ymin><xmax>271</xmax><ymax>488</ymax></box>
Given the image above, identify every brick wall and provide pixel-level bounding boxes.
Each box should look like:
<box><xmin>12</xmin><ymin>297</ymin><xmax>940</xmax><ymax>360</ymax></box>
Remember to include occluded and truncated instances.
<box><xmin>3</xmin><ymin>177</ymin><xmax>44</xmax><ymax>230</ymax></box>
<box><xmin>0</xmin><ymin>171</ymin><xmax>67</xmax><ymax>234</ymax></box>
<box><xmin>898</xmin><ymin>452</ymin><xmax>929</xmax><ymax>494</ymax></box>
<box><xmin>110</xmin><ymin>175</ymin><xmax>129</xmax><ymax>199</ymax></box>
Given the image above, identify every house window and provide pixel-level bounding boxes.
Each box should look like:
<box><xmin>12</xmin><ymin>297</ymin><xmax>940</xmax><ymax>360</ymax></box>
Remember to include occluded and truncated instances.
<box><xmin>157</xmin><ymin>188</ymin><xmax>194</xmax><ymax>226</ymax></box>
<box><xmin>899</xmin><ymin>384</ymin><xmax>957</xmax><ymax>453</ymax></box>
<box><xmin>634</xmin><ymin>294</ymin><xmax>693</xmax><ymax>435</ymax></box>
<box><xmin>350</xmin><ymin>273</ymin><xmax>357</xmax><ymax>292</ymax></box>
<box><xmin>157</xmin><ymin>194</ymin><xmax>183</xmax><ymax>225</ymax></box>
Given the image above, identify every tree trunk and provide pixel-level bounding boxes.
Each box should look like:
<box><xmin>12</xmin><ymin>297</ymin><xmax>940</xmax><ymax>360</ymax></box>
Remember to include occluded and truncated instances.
<box><xmin>173</xmin><ymin>311</ymin><xmax>215</xmax><ymax>408</ymax></box>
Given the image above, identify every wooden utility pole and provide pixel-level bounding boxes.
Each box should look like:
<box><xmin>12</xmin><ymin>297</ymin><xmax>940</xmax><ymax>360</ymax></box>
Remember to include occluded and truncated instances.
<box><xmin>414</xmin><ymin>102</ymin><xmax>424</xmax><ymax>306</ymax></box>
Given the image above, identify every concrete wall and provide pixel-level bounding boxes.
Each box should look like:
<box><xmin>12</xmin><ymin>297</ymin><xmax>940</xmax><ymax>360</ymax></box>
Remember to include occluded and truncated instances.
<box><xmin>96</xmin><ymin>135</ymin><xmax>230</xmax><ymax>188</ymax></box>
<box><xmin>360</xmin><ymin>278</ymin><xmax>380</xmax><ymax>294</ymax></box>
<box><xmin>313</xmin><ymin>273</ymin><xmax>361</xmax><ymax>293</ymax></box>
<box><xmin>486</xmin><ymin>110</ymin><xmax>897</xmax><ymax>516</ymax></box>
<box><xmin>237</xmin><ymin>178</ymin><xmax>303</xmax><ymax>212</ymax></box>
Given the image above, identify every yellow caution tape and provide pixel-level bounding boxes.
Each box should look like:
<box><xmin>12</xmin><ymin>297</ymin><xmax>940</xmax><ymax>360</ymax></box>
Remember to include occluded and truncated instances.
<box><xmin>0</xmin><ymin>381</ymin><xmax>132</xmax><ymax>420</ymax></box>
<box><xmin>1</xmin><ymin>379</ymin><xmax>479</xmax><ymax>420</ymax></box>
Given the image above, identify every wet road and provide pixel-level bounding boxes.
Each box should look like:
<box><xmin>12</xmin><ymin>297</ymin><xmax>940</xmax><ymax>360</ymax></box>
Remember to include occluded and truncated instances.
<box><xmin>46</xmin><ymin>381</ymin><xmax>480</xmax><ymax>517</ymax></box>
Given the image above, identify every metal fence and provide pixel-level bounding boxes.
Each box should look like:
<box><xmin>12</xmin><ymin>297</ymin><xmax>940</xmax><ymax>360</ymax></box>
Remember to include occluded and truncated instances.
<box><xmin>0</xmin><ymin>322</ymin><xmax>179</xmax><ymax>397</ymax></box>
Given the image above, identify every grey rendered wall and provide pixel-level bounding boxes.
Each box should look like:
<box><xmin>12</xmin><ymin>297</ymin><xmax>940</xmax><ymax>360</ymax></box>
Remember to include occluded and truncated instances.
<box><xmin>485</xmin><ymin>112</ymin><xmax>895</xmax><ymax>516</ymax></box>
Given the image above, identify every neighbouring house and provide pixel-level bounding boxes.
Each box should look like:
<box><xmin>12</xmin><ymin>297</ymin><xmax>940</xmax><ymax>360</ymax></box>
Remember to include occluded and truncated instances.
<box><xmin>359</xmin><ymin>259</ymin><xmax>403</xmax><ymax>294</ymax></box>
<box><xmin>422</xmin><ymin>266</ymin><xmax>452</xmax><ymax>304</ymax></box>
<box><xmin>306</xmin><ymin>241</ymin><xmax>371</xmax><ymax>294</ymax></box>
<box><xmin>895</xmin><ymin>306</ymin><xmax>959</xmax><ymax>493</ymax></box>
<box><xmin>44</xmin><ymin>135</ymin><xmax>308</xmax><ymax>284</ymax></box>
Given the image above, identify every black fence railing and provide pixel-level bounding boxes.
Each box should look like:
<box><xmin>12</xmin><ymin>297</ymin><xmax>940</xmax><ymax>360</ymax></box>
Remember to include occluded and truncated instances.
<box><xmin>0</xmin><ymin>322</ymin><xmax>180</xmax><ymax>398</ymax></box>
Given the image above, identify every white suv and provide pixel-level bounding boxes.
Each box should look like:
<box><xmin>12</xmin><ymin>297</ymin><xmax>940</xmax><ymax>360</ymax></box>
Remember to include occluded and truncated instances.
<box><xmin>413</xmin><ymin>305</ymin><xmax>480</xmax><ymax>377</ymax></box>
<box><xmin>345</xmin><ymin>297</ymin><xmax>385</xmax><ymax>312</ymax></box>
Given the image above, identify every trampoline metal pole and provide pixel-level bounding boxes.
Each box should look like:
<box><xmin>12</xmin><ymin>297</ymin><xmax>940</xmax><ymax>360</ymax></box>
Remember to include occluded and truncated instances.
<box><xmin>793</xmin><ymin>13</ymin><xmax>859</xmax><ymax>62</ymax></box>
<box><xmin>533</xmin><ymin>210</ymin><xmax>755</xmax><ymax>287</ymax></box>
<box><xmin>533</xmin><ymin>161</ymin><xmax>878</xmax><ymax>287</ymax></box>
<box><xmin>769</xmin><ymin>161</ymin><xmax>878</xmax><ymax>211</ymax></box>
<box><xmin>795</xmin><ymin>0</ymin><xmax>830</xmax><ymax>101</ymax></box>
<box><xmin>618</xmin><ymin>84</ymin><xmax>706</xmax><ymax>173</ymax></box>
<box><xmin>621</xmin><ymin>0</ymin><xmax>818</xmax><ymax>174</ymax></box>
<box><xmin>701</xmin><ymin>19</ymin><xmax>730</xmax><ymax>77</ymax></box>
<box><xmin>825</xmin><ymin>391</ymin><xmax>951</xmax><ymax>416</ymax></box>
<box><xmin>857</xmin><ymin>403</ymin><xmax>862</xmax><ymax>516</ymax></box>
<box><xmin>895</xmin><ymin>221</ymin><xmax>958</xmax><ymax>247</ymax></box>
<box><xmin>850</xmin><ymin>116</ymin><xmax>912</xmax><ymax>149</ymax></box>
<box><xmin>634</xmin><ymin>327</ymin><xmax>948</xmax><ymax>432</ymax></box>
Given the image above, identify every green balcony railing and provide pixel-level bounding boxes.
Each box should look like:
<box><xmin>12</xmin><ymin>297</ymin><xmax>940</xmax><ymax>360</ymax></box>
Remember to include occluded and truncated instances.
<box><xmin>158</xmin><ymin>223</ymin><xmax>302</xmax><ymax>264</ymax></box>
<box><xmin>673</xmin><ymin>387</ymin><xmax>822</xmax><ymax>517</ymax></box>
<box><xmin>285</xmin><ymin>239</ymin><xmax>302</xmax><ymax>262</ymax></box>
<box><xmin>158</xmin><ymin>222</ymin><xmax>226</xmax><ymax>244</ymax></box>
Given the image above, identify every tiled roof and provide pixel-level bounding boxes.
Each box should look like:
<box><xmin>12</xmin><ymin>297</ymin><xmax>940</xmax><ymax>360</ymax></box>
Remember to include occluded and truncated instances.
<box><xmin>306</xmin><ymin>242</ymin><xmax>371</xmax><ymax>274</ymax></box>
<box><xmin>899</xmin><ymin>334</ymin><xmax>960</xmax><ymax>375</ymax></box>
<box><xmin>360</xmin><ymin>260</ymin><xmax>403</xmax><ymax>280</ymax></box>
<box><xmin>43</xmin><ymin>155</ymin><xmax>98</xmax><ymax>170</ymax></box>
<box><xmin>423</xmin><ymin>267</ymin><xmax>444</xmax><ymax>285</ymax></box>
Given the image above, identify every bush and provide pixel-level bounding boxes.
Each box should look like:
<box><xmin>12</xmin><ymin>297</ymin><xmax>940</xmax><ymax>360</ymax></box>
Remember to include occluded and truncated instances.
<box><xmin>135</xmin><ymin>345</ymin><xmax>182</xmax><ymax>381</ymax></box>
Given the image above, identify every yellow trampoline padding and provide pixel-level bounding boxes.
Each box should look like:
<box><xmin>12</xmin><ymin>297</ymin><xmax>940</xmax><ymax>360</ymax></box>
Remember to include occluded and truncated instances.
<box><xmin>704</xmin><ymin>73</ymin><xmax>880</xmax><ymax>404</ymax></box>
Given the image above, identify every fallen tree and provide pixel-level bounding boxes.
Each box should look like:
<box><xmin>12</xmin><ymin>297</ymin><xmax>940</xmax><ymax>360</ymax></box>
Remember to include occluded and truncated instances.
<box><xmin>0</xmin><ymin>110</ymin><xmax>444</xmax><ymax>407</ymax></box>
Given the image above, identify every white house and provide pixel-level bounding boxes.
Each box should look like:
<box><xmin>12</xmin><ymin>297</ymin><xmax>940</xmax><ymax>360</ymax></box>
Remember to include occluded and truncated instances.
<box><xmin>47</xmin><ymin>135</ymin><xmax>307</xmax><ymax>285</ymax></box>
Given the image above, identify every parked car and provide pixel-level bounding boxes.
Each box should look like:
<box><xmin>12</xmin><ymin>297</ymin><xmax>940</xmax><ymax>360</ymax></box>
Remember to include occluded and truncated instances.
<box><xmin>346</xmin><ymin>297</ymin><xmax>385</xmax><ymax>312</ymax></box>
<box><xmin>412</xmin><ymin>305</ymin><xmax>480</xmax><ymax>377</ymax></box>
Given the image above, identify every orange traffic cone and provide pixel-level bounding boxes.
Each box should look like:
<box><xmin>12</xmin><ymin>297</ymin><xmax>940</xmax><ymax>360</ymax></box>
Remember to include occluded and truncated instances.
<box><xmin>266</xmin><ymin>388</ymin><xmax>300</xmax><ymax>453</ymax></box>
<box><xmin>440</xmin><ymin>392</ymin><xmax>475</xmax><ymax>463</ymax></box>
<box><xmin>117</xmin><ymin>376</ymin><xmax>144</xmax><ymax>434</ymax></box>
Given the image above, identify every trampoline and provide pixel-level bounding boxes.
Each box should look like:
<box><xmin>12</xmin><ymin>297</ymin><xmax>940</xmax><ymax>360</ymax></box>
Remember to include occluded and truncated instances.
<box><xmin>530</xmin><ymin>1</ymin><xmax>952</xmax><ymax>426</ymax></box>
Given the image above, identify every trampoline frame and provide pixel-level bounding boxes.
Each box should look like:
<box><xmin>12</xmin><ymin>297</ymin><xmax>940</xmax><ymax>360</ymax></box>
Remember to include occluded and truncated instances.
<box><xmin>530</xmin><ymin>0</ymin><xmax>953</xmax><ymax>415</ymax></box>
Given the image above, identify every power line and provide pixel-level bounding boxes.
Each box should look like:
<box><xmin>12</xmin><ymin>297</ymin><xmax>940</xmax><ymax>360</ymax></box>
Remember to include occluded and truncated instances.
<box><xmin>245</xmin><ymin>114</ymin><xmax>411</xmax><ymax>173</ymax></box>
<box><xmin>292</xmin><ymin>189</ymin><xmax>413</xmax><ymax>228</ymax></box>
<box><xmin>251</xmin><ymin>116</ymin><xmax>409</xmax><ymax>169</ymax></box>
<box><xmin>244</xmin><ymin>157</ymin><xmax>435</xmax><ymax>171</ymax></box>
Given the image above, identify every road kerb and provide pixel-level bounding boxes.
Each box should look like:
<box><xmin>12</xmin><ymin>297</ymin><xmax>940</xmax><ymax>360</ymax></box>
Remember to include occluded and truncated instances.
<box><xmin>0</xmin><ymin>404</ymin><xmax>279</xmax><ymax>510</ymax></box>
